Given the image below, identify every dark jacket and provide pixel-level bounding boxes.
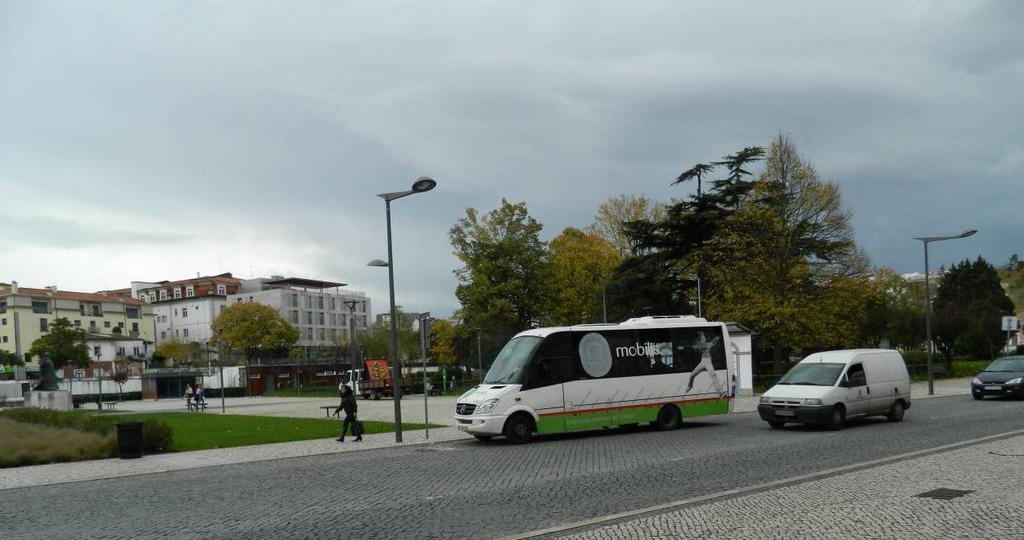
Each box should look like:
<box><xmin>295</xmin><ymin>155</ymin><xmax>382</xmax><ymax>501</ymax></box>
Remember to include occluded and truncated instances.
<box><xmin>336</xmin><ymin>393</ymin><xmax>357</xmax><ymax>417</ymax></box>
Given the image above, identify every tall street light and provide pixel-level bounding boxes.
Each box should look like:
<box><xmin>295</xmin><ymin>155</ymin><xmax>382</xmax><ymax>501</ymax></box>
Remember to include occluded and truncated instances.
<box><xmin>368</xmin><ymin>176</ymin><xmax>436</xmax><ymax>443</ymax></box>
<box><xmin>913</xmin><ymin>229</ymin><xmax>977</xmax><ymax>396</ymax></box>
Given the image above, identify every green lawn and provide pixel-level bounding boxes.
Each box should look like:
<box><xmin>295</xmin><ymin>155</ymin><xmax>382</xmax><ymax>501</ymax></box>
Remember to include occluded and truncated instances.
<box><xmin>114</xmin><ymin>412</ymin><xmax>433</xmax><ymax>452</ymax></box>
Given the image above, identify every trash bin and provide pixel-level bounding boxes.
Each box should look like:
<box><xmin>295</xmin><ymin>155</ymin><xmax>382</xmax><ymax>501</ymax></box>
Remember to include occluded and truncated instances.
<box><xmin>116</xmin><ymin>422</ymin><xmax>144</xmax><ymax>459</ymax></box>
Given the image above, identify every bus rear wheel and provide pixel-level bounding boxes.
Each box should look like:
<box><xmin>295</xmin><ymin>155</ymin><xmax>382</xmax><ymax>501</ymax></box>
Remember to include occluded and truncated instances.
<box><xmin>653</xmin><ymin>405</ymin><xmax>682</xmax><ymax>431</ymax></box>
<box><xmin>503</xmin><ymin>414</ymin><xmax>534</xmax><ymax>444</ymax></box>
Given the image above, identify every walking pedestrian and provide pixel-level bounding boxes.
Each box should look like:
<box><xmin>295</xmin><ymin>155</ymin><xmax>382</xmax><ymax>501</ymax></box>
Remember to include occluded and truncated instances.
<box><xmin>332</xmin><ymin>384</ymin><xmax>362</xmax><ymax>442</ymax></box>
<box><xmin>194</xmin><ymin>383</ymin><xmax>205</xmax><ymax>408</ymax></box>
<box><xmin>184</xmin><ymin>383</ymin><xmax>195</xmax><ymax>411</ymax></box>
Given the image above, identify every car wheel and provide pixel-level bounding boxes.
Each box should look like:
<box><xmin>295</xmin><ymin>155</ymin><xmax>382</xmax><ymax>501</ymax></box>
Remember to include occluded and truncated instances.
<box><xmin>473</xmin><ymin>434</ymin><xmax>493</xmax><ymax>442</ymax></box>
<box><xmin>503</xmin><ymin>414</ymin><xmax>534</xmax><ymax>444</ymax></box>
<box><xmin>972</xmin><ymin>393</ymin><xmax>983</xmax><ymax>401</ymax></box>
<box><xmin>886</xmin><ymin>401</ymin><xmax>905</xmax><ymax>422</ymax></box>
<box><xmin>653</xmin><ymin>404</ymin><xmax>682</xmax><ymax>431</ymax></box>
<box><xmin>825</xmin><ymin>406</ymin><xmax>845</xmax><ymax>430</ymax></box>
<box><xmin>768</xmin><ymin>421</ymin><xmax>785</xmax><ymax>429</ymax></box>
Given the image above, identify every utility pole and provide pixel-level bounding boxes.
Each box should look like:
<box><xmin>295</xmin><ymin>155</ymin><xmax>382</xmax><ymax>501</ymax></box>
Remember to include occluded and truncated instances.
<box><xmin>419</xmin><ymin>312</ymin><xmax>430</xmax><ymax>440</ymax></box>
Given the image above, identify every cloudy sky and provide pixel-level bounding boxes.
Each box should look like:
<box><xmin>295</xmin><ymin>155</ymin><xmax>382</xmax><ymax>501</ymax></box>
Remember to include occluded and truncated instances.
<box><xmin>1</xmin><ymin>1</ymin><xmax>1021</xmax><ymax>318</ymax></box>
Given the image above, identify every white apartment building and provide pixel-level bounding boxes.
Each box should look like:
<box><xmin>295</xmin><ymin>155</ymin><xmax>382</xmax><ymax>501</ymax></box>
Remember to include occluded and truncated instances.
<box><xmin>130</xmin><ymin>273</ymin><xmax>242</xmax><ymax>346</ymax></box>
<box><xmin>228</xmin><ymin>276</ymin><xmax>370</xmax><ymax>348</ymax></box>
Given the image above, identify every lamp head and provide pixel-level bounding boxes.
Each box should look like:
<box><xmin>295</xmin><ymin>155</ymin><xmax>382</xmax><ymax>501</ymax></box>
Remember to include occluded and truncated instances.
<box><xmin>412</xmin><ymin>177</ymin><xmax>436</xmax><ymax>193</ymax></box>
<box><xmin>367</xmin><ymin>259</ymin><xmax>390</xmax><ymax>268</ymax></box>
<box><xmin>959</xmin><ymin>229</ymin><xmax>977</xmax><ymax>238</ymax></box>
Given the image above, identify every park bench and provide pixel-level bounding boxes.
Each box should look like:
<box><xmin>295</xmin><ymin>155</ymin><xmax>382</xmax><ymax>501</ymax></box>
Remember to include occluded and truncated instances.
<box><xmin>320</xmin><ymin>405</ymin><xmax>337</xmax><ymax>418</ymax></box>
<box><xmin>101</xmin><ymin>401</ymin><xmax>120</xmax><ymax>411</ymax></box>
<box><xmin>187</xmin><ymin>400</ymin><xmax>208</xmax><ymax>412</ymax></box>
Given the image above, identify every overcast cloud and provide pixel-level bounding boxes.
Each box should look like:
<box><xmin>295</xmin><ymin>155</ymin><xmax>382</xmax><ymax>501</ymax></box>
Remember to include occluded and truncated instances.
<box><xmin>1</xmin><ymin>1</ymin><xmax>1021</xmax><ymax>317</ymax></box>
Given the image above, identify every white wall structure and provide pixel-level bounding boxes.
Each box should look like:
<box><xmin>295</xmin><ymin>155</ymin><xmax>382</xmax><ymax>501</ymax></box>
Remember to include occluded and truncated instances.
<box><xmin>152</xmin><ymin>297</ymin><xmax>228</xmax><ymax>345</ymax></box>
<box><xmin>727</xmin><ymin>323</ymin><xmax>755</xmax><ymax>396</ymax></box>
<box><xmin>86</xmin><ymin>335</ymin><xmax>152</xmax><ymax>362</ymax></box>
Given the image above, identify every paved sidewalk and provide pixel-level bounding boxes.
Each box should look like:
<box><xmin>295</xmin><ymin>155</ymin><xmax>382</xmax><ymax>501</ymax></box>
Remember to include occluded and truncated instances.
<box><xmin>560</xmin><ymin>432</ymin><xmax>1024</xmax><ymax>539</ymax></box>
<box><xmin>0</xmin><ymin>425</ymin><xmax>473</xmax><ymax>491</ymax></box>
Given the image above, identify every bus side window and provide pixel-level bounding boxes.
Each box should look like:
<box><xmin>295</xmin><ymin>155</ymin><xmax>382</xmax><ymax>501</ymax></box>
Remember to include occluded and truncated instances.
<box><xmin>524</xmin><ymin>332</ymin><xmax>573</xmax><ymax>389</ymax></box>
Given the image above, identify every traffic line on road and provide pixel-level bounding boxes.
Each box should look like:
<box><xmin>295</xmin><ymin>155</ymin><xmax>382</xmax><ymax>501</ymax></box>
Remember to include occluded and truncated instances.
<box><xmin>502</xmin><ymin>428</ymin><xmax>1024</xmax><ymax>539</ymax></box>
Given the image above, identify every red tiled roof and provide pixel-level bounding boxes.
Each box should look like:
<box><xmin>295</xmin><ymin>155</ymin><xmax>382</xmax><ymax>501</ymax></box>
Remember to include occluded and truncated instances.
<box><xmin>137</xmin><ymin>272</ymin><xmax>240</xmax><ymax>290</ymax></box>
<box><xmin>0</xmin><ymin>287</ymin><xmax>143</xmax><ymax>305</ymax></box>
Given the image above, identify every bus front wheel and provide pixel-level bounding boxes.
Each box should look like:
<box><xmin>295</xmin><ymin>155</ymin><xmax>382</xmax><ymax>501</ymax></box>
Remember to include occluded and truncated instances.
<box><xmin>503</xmin><ymin>414</ymin><xmax>534</xmax><ymax>444</ymax></box>
<box><xmin>653</xmin><ymin>405</ymin><xmax>682</xmax><ymax>431</ymax></box>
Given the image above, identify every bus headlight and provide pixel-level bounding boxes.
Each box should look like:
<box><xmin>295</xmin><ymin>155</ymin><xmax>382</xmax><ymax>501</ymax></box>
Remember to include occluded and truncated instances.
<box><xmin>476</xmin><ymin>398</ymin><xmax>500</xmax><ymax>414</ymax></box>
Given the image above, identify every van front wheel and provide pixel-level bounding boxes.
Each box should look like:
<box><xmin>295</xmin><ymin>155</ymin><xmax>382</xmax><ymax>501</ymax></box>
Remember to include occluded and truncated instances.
<box><xmin>825</xmin><ymin>406</ymin><xmax>845</xmax><ymax>430</ymax></box>
<box><xmin>887</xmin><ymin>401</ymin><xmax>905</xmax><ymax>422</ymax></box>
<box><xmin>503</xmin><ymin>414</ymin><xmax>534</xmax><ymax>445</ymax></box>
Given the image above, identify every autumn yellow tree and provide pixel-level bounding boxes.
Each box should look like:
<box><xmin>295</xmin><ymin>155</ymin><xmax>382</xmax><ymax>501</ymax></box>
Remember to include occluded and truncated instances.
<box><xmin>546</xmin><ymin>227</ymin><xmax>623</xmax><ymax>325</ymax></box>
<box><xmin>589</xmin><ymin>194</ymin><xmax>665</xmax><ymax>256</ymax></box>
<box><xmin>429</xmin><ymin>319</ymin><xmax>457</xmax><ymax>368</ymax></box>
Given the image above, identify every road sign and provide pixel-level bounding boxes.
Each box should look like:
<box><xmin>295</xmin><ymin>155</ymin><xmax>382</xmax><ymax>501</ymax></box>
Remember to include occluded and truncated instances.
<box><xmin>1002</xmin><ymin>316</ymin><xmax>1019</xmax><ymax>331</ymax></box>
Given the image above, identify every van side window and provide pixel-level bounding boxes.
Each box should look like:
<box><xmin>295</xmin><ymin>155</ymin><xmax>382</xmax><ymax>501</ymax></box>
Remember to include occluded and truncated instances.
<box><xmin>846</xmin><ymin>364</ymin><xmax>866</xmax><ymax>387</ymax></box>
<box><xmin>524</xmin><ymin>332</ymin><xmax>574</xmax><ymax>389</ymax></box>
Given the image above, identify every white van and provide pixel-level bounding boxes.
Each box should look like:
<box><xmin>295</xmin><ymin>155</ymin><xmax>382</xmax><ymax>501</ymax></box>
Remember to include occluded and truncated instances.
<box><xmin>757</xmin><ymin>349</ymin><xmax>910</xmax><ymax>429</ymax></box>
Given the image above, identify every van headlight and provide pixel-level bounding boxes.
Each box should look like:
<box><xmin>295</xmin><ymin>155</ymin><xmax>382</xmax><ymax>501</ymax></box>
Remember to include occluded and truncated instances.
<box><xmin>972</xmin><ymin>378</ymin><xmax>982</xmax><ymax>385</ymax></box>
<box><xmin>759</xmin><ymin>396</ymin><xmax>770</xmax><ymax>404</ymax></box>
<box><xmin>802</xmin><ymin>398</ymin><xmax>822</xmax><ymax>406</ymax></box>
<box><xmin>1006</xmin><ymin>377</ymin><xmax>1022</xmax><ymax>385</ymax></box>
<box><xmin>476</xmin><ymin>398</ymin><xmax>500</xmax><ymax>414</ymax></box>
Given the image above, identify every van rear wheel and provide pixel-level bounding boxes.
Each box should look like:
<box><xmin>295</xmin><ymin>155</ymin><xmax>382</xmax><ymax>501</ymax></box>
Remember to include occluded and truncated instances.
<box><xmin>887</xmin><ymin>401</ymin><xmax>905</xmax><ymax>422</ymax></box>
<box><xmin>653</xmin><ymin>405</ymin><xmax>682</xmax><ymax>431</ymax></box>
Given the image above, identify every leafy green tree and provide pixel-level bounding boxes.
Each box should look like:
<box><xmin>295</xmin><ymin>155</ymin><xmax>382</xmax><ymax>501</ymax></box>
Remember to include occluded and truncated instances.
<box><xmin>211</xmin><ymin>303</ymin><xmax>300</xmax><ymax>360</ymax></box>
<box><xmin>28</xmin><ymin>317</ymin><xmax>90</xmax><ymax>369</ymax></box>
<box><xmin>358</xmin><ymin>311</ymin><xmax>420</xmax><ymax>370</ymax></box>
<box><xmin>450</xmin><ymin>199</ymin><xmax>550</xmax><ymax>342</ymax></box>
<box><xmin>707</xmin><ymin>135</ymin><xmax>870</xmax><ymax>374</ymax></box>
<box><xmin>0</xmin><ymin>349</ymin><xmax>24</xmax><ymax>367</ymax></box>
<box><xmin>546</xmin><ymin>227</ymin><xmax>622</xmax><ymax>325</ymax></box>
<box><xmin>589</xmin><ymin>194</ymin><xmax>666</xmax><ymax>256</ymax></box>
<box><xmin>933</xmin><ymin>257</ymin><xmax>1016</xmax><ymax>360</ymax></box>
<box><xmin>862</xmin><ymin>268</ymin><xmax>926</xmax><ymax>349</ymax></box>
<box><xmin>429</xmin><ymin>319</ymin><xmax>458</xmax><ymax>368</ymax></box>
<box><xmin>154</xmin><ymin>339</ymin><xmax>193</xmax><ymax>368</ymax></box>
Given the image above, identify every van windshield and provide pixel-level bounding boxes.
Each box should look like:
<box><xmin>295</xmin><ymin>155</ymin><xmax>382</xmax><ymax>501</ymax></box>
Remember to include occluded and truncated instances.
<box><xmin>777</xmin><ymin>363</ymin><xmax>846</xmax><ymax>386</ymax></box>
<box><xmin>482</xmin><ymin>336</ymin><xmax>543</xmax><ymax>384</ymax></box>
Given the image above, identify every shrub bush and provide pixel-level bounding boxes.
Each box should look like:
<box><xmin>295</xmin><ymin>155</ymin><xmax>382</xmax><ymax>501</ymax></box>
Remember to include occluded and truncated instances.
<box><xmin>141</xmin><ymin>420</ymin><xmax>174</xmax><ymax>453</ymax></box>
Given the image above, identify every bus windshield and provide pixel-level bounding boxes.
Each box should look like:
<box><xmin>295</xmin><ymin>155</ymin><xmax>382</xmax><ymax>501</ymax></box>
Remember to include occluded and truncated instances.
<box><xmin>482</xmin><ymin>336</ymin><xmax>543</xmax><ymax>384</ymax></box>
<box><xmin>777</xmin><ymin>363</ymin><xmax>846</xmax><ymax>386</ymax></box>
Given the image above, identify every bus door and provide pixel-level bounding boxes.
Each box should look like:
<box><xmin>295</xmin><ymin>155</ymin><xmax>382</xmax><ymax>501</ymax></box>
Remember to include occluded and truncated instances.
<box><xmin>521</xmin><ymin>332</ymin><xmax>572</xmax><ymax>434</ymax></box>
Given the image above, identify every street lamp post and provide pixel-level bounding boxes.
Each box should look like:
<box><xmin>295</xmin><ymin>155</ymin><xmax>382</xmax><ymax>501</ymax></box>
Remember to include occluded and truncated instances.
<box><xmin>368</xmin><ymin>176</ymin><xmax>436</xmax><ymax>443</ymax></box>
<box><xmin>913</xmin><ymin>229</ymin><xmax>976</xmax><ymax>396</ymax></box>
<box><xmin>418</xmin><ymin>312</ymin><xmax>430</xmax><ymax>440</ymax></box>
<box><xmin>343</xmin><ymin>300</ymin><xmax>360</xmax><ymax>370</ymax></box>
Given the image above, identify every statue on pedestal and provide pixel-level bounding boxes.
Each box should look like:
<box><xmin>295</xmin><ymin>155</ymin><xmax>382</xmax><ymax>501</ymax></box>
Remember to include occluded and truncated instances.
<box><xmin>34</xmin><ymin>357</ymin><xmax>59</xmax><ymax>391</ymax></box>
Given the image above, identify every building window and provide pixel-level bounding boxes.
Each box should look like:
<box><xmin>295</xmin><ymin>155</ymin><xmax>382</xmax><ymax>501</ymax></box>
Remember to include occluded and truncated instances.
<box><xmin>74</xmin><ymin>320</ymin><xmax>80</xmax><ymax>327</ymax></box>
<box><xmin>329</xmin><ymin>298</ymin><xmax>336</xmax><ymax>310</ymax></box>
<box><xmin>32</xmin><ymin>301</ymin><xmax>49</xmax><ymax>314</ymax></box>
<box><xmin>133</xmin><ymin>347</ymin><xmax>141</xmax><ymax>356</ymax></box>
<box><xmin>305</xmin><ymin>328</ymin><xmax>313</xmax><ymax>340</ymax></box>
<box><xmin>0</xmin><ymin>301</ymin><xmax>5</xmax><ymax>313</ymax></box>
<box><xmin>173</xmin><ymin>288</ymin><xmax>182</xmax><ymax>299</ymax></box>
<box><xmin>317</xmin><ymin>297</ymin><xmax>324</xmax><ymax>309</ymax></box>
<box><xmin>118</xmin><ymin>322</ymin><xmax>124</xmax><ymax>329</ymax></box>
<box><xmin>93</xmin><ymin>346</ymin><xmax>101</xmax><ymax>356</ymax></box>
<box><xmin>175</xmin><ymin>329</ymin><xmax>179</xmax><ymax>336</ymax></box>
<box><xmin>217</xmin><ymin>284</ymin><xmax>227</xmax><ymax>295</ymax></box>
<box><xmin>91</xmin><ymin>304</ymin><xmax>101</xmax><ymax>316</ymax></box>
<box><xmin>185</xmin><ymin>286</ymin><xmax>195</xmax><ymax>298</ymax></box>
<box><xmin>40</xmin><ymin>319</ymin><xmax>49</xmax><ymax>332</ymax></box>
<box><xmin>183</xmin><ymin>328</ymin><xmax>189</xmax><ymax>337</ymax></box>
<box><xmin>89</xmin><ymin>321</ymin><xmax>98</xmax><ymax>331</ymax></box>
<box><xmin>174</xmin><ymin>309</ymin><xmax>178</xmax><ymax>317</ymax></box>
<box><xmin>305</xmin><ymin>296</ymin><xmax>312</xmax><ymax>308</ymax></box>
<box><xmin>291</xmin><ymin>294</ymin><xmax>298</xmax><ymax>307</ymax></box>
<box><xmin>159</xmin><ymin>289</ymin><xmax>168</xmax><ymax>301</ymax></box>
<box><xmin>182</xmin><ymin>308</ymin><xmax>188</xmax><ymax>318</ymax></box>
<box><xmin>291</xmin><ymin>311</ymin><xmax>299</xmax><ymax>323</ymax></box>
<box><xmin>132</xmin><ymin>322</ymin><xmax>139</xmax><ymax>333</ymax></box>
<box><xmin>306</xmin><ymin>312</ymin><xmax>313</xmax><ymax>324</ymax></box>
<box><xmin>117</xmin><ymin>347</ymin><xmax>125</xmax><ymax>356</ymax></box>
<box><xmin>79</xmin><ymin>303</ymin><xmax>85</xmax><ymax>315</ymax></box>
<box><xmin>318</xmin><ymin>312</ymin><xmax>325</xmax><ymax>325</ymax></box>
<box><xmin>0</xmin><ymin>317</ymin><xmax>5</xmax><ymax>325</ymax></box>
<box><xmin>161</xmin><ymin>331</ymin><xmax>166</xmax><ymax>339</ymax></box>
<box><xmin>330</xmin><ymin>313</ymin><xmax>336</xmax><ymax>326</ymax></box>
<box><xmin>319</xmin><ymin>328</ymin><xmax>325</xmax><ymax>341</ymax></box>
<box><xmin>236</xmin><ymin>298</ymin><xmax>242</xmax><ymax>303</ymax></box>
<box><xmin>126</xmin><ymin>307</ymin><xmax>139</xmax><ymax>319</ymax></box>
<box><xmin>1</xmin><ymin>336</ymin><xmax>6</xmax><ymax>343</ymax></box>
<box><xmin>104</xmin><ymin>321</ymin><xmax>111</xmax><ymax>328</ymax></box>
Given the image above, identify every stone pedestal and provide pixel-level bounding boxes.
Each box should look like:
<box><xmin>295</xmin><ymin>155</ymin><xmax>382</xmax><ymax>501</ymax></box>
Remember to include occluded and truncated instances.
<box><xmin>26</xmin><ymin>390</ymin><xmax>73</xmax><ymax>412</ymax></box>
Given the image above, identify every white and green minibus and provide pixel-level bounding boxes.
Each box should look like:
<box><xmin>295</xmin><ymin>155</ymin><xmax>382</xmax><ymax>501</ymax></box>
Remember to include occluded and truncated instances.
<box><xmin>454</xmin><ymin>316</ymin><xmax>734</xmax><ymax>443</ymax></box>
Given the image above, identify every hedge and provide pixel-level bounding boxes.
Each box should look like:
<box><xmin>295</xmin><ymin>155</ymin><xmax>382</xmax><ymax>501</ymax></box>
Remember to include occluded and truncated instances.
<box><xmin>0</xmin><ymin>408</ymin><xmax>174</xmax><ymax>454</ymax></box>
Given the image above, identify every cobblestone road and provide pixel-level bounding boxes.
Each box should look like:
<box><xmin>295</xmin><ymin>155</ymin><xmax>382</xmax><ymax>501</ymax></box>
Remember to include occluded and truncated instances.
<box><xmin>3</xmin><ymin>394</ymin><xmax>1022</xmax><ymax>539</ymax></box>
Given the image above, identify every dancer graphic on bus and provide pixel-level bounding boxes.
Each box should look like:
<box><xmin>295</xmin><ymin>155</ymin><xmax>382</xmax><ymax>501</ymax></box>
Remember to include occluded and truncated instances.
<box><xmin>686</xmin><ymin>331</ymin><xmax>725</xmax><ymax>397</ymax></box>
